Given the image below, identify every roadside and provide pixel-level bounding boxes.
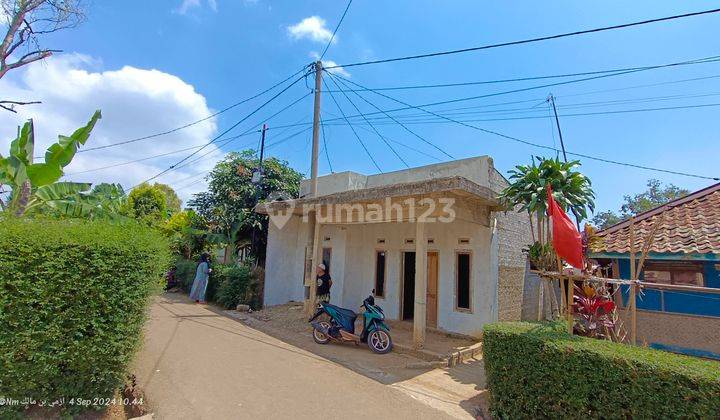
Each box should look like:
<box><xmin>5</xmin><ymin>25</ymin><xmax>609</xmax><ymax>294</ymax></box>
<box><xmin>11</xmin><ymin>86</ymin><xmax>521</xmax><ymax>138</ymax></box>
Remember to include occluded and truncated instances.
<box><xmin>132</xmin><ymin>293</ymin><xmax>466</xmax><ymax>419</ymax></box>
<box><xmin>229</xmin><ymin>300</ymin><xmax>489</xmax><ymax>418</ymax></box>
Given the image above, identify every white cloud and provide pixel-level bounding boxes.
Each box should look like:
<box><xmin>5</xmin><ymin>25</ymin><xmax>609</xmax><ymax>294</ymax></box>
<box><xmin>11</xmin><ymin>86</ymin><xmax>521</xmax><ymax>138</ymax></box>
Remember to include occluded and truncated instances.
<box><xmin>175</xmin><ymin>0</ymin><xmax>217</xmax><ymax>15</ymax></box>
<box><xmin>308</xmin><ymin>51</ymin><xmax>350</xmax><ymax>78</ymax></box>
<box><xmin>287</xmin><ymin>16</ymin><xmax>334</xmax><ymax>44</ymax></box>
<box><xmin>0</xmin><ymin>53</ymin><xmax>223</xmax><ymax>203</ymax></box>
<box><xmin>321</xmin><ymin>60</ymin><xmax>350</xmax><ymax>78</ymax></box>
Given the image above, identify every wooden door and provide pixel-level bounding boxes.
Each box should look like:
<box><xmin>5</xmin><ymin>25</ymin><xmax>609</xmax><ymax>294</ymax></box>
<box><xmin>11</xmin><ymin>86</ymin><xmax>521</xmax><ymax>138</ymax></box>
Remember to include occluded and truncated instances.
<box><xmin>426</xmin><ymin>252</ymin><xmax>439</xmax><ymax>328</ymax></box>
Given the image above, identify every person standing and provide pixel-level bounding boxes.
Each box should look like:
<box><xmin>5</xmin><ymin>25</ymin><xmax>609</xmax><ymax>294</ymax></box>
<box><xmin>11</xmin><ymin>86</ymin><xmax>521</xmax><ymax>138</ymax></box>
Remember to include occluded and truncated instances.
<box><xmin>316</xmin><ymin>263</ymin><xmax>332</xmax><ymax>303</ymax></box>
<box><xmin>189</xmin><ymin>254</ymin><xmax>212</xmax><ymax>303</ymax></box>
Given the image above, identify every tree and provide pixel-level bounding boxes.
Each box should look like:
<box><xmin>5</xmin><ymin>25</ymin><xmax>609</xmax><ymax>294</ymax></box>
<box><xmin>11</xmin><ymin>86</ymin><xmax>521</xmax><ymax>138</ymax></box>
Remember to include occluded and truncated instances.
<box><xmin>0</xmin><ymin>110</ymin><xmax>101</xmax><ymax>215</ymax></box>
<box><xmin>590</xmin><ymin>210</ymin><xmax>622</xmax><ymax>230</ymax></box>
<box><xmin>499</xmin><ymin>156</ymin><xmax>595</xmax><ymax>244</ymax></box>
<box><xmin>154</xmin><ymin>182</ymin><xmax>182</xmax><ymax>213</ymax></box>
<box><xmin>188</xmin><ymin>150</ymin><xmax>303</xmax><ymax>262</ymax></box>
<box><xmin>127</xmin><ymin>183</ymin><xmax>167</xmax><ymax>222</ymax></box>
<box><xmin>591</xmin><ymin>179</ymin><xmax>689</xmax><ymax>229</ymax></box>
<box><xmin>1</xmin><ymin>0</ymin><xmax>86</xmax><ymax>112</ymax></box>
<box><xmin>162</xmin><ymin>209</ymin><xmax>208</xmax><ymax>259</ymax></box>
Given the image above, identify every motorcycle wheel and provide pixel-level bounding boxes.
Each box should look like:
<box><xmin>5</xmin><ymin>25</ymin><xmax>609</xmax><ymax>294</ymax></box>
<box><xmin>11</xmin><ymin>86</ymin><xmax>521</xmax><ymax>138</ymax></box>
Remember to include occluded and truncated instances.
<box><xmin>313</xmin><ymin>321</ymin><xmax>331</xmax><ymax>344</ymax></box>
<box><xmin>367</xmin><ymin>330</ymin><xmax>393</xmax><ymax>354</ymax></box>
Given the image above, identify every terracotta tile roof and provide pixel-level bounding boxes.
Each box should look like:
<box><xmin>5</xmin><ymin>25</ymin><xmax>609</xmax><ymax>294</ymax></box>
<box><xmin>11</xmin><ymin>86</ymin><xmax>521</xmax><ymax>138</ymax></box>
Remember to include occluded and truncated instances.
<box><xmin>593</xmin><ymin>183</ymin><xmax>720</xmax><ymax>255</ymax></box>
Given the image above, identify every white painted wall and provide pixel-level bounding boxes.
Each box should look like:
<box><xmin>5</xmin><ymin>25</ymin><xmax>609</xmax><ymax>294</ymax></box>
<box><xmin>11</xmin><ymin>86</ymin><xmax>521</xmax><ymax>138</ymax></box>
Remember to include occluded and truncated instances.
<box><xmin>264</xmin><ymin>155</ymin><xmax>521</xmax><ymax>337</ymax></box>
<box><xmin>301</xmin><ymin>219</ymin><xmax>497</xmax><ymax>337</ymax></box>
<box><xmin>263</xmin><ymin>216</ymin><xmax>306</xmax><ymax>306</ymax></box>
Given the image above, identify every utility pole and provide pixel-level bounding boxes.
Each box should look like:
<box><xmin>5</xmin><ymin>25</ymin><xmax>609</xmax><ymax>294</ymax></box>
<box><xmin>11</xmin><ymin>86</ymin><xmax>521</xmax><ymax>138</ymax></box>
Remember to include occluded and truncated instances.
<box><xmin>547</xmin><ymin>94</ymin><xmax>568</xmax><ymax>162</ymax></box>
<box><xmin>305</xmin><ymin>61</ymin><xmax>323</xmax><ymax>315</ymax></box>
<box><xmin>258</xmin><ymin>123</ymin><xmax>267</xmax><ymax>172</ymax></box>
<box><xmin>250</xmin><ymin>124</ymin><xmax>268</xmax><ymax>264</ymax></box>
<box><xmin>310</xmin><ymin>61</ymin><xmax>322</xmax><ymax>197</ymax></box>
<box><xmin>548</xmin><ymin>93</ymin><xmax>581</xmax><ymax>230</ymax></box>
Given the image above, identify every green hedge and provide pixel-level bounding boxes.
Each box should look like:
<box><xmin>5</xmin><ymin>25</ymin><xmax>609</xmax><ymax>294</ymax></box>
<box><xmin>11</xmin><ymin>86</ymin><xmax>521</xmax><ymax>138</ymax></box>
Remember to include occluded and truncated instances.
<box><xmin>173</xmin><ymin>259</ymin><xmax>260</xmax><ymax>309</ymax></box>
<box><xmin>484</xmin><ymin>322</ymin><xmax>720</xmax><ymax>419</ymax></box>
<box><xmin>0</xmin><ymin>218</ymin><xmax>170</xmax><ymax>414</ymax></box>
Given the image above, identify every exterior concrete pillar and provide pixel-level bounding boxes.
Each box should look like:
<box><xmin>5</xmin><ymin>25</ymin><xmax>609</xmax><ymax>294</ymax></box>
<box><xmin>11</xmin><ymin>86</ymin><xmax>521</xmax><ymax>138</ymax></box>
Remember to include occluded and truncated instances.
<box><xmin>413</xmin><ymin>220</ymin><xmax>426</xmax><ymax>349</ymax></box>
<box><xmin>304</xmin><ymin>213</ymin><xmax>321</xmax><ymax>316</ymax></box>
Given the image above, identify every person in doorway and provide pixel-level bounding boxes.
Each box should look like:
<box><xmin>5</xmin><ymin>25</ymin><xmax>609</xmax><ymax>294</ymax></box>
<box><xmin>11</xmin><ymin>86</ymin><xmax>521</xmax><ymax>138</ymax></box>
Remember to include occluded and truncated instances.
<box><xmin>189</xmin><ymin>253</ymin><xmax>212</xmax><ymax>303</ymax></box>
<box><xmin>316</xmin><ymin>263</ymin><xmax>332</xmax><ymax>303</ymax></box>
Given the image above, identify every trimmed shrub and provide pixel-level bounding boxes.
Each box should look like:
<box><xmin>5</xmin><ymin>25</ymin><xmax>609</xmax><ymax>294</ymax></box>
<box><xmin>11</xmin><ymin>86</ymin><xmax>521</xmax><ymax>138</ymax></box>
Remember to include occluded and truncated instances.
<box><xmin>484</xmin><ymin>322</ymin><xmax>720</xmax><ymax>419</ymax></box>
<box><xmin>0</xmin><ymin>218</ymin><xmax>171</xmax><ymax>414</ymax></box>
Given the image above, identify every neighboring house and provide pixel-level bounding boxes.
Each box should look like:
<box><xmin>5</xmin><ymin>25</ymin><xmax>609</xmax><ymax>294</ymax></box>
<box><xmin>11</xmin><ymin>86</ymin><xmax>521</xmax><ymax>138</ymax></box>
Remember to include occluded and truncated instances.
<box><xmin>590</xmin><ymin>182</ymin><xmax>720</xmax><ymax>358</ymax></box>
<box><xmin>591</xmin><ymin>182</ymin><xmax>720</xmax><ymax>316</ymax></box>
<box><xmin>257</xmin><ymin>156</ymin><xmax>532</xmax><ymax>342</ymax></box>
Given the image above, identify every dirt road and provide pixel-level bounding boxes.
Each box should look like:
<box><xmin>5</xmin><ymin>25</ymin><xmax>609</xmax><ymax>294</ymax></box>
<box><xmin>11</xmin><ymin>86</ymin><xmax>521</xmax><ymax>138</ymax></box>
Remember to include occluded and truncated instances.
<box><xmin>133</xmin><ymin>295</ymin><xmax>457</xmax><ymax>419</ymax></box>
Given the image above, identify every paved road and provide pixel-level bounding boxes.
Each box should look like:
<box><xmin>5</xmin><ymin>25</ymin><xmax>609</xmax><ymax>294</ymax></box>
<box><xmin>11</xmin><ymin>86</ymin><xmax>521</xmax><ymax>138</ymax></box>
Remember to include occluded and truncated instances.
<box><xmin>133</xmin><ymin>295</ymin><xmax>455</xmax><ymax>420</ymax></box>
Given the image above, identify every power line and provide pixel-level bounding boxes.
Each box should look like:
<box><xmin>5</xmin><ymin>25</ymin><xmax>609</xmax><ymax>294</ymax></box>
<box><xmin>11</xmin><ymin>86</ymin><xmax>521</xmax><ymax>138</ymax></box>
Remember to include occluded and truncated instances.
<box><xmin>241</xmin><ymin>62</ymin><xmax>720</xmax><ymax>133</ymax></box>
<box><xmin>322</xmin><ymin>75</ymin><xmax>383</xmax><ymax>172</ymax></box>
<box><xmin>79</xmin><ymin>66</ymin><xmax>308</xmax><ymax>153</ymax></box>
<box><xmin>320</xmin><ymin>0</ymin><xmax>353</xmax><ymax>60</ymax></box>
<box><xmin>327</xmin><ymin>69</ymin><xmax>455</xmax><ymax>160</ymax></box>
<box><xmin>325</xmin><ymin>101</ymin><xmax>720</xmax><ymax>126</ymax></box>
<box><xmin>175</xmin><ymin>127</ymin><xmax>312</xmax><ymax>192</ymax></box>
<box><xmin>319</xmin><ymin>115</ymin><xmax>334</xmax><ymax>173</ymax></box>
<box><xmin>134</xmin><ymin>73</ymin><xmax>309</xmax><ymax>187</ymax></box>
<box><xmin>321</xmin><ymin>56</ymin><xmax>720</xmax><ymax>125</ymax></box>
<box><xmin>158</xmin><ymin>92</ymin><xmax>312</xmax><ymax>183</ymax></box>
<box><xmin>323</xmin><ymin>58</ymin><xmax>720</xmax><ymax>92</ymax></box>
<box><xmin>324</xmin><ymin>110</ymin><xmax>443</xmax><ymax>162</ymax></box>
<box><xmin>325</xmin><ymin>8</ymin><xmax>720</xmax><ymax>69</ymax></box>
<box><xmin>333</xmin><ymin>74</ymin><xmax>719</xmax><ymax>181</ymax></box>
<box><xmin>325</xmin><ymin>72</ymin><xmax>409</xmax><ymax>167</ymax></box>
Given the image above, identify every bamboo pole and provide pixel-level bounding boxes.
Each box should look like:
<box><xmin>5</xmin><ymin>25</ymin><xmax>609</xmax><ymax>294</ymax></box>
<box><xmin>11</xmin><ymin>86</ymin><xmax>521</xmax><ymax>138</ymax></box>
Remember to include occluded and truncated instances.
<box><xmin>556</xmin><ymin>255</ymin><xmax>572</xmax><ymax>334</ymax></box>
<box><xmin>628</xmin><ymin>217</ymin><xmax>637</xmax><ymax>345</ymax></box>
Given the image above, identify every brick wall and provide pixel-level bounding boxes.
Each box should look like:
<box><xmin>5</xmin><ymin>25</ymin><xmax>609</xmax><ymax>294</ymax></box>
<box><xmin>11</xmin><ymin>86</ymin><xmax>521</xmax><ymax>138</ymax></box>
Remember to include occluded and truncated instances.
<box><xmin>490</xmin><ymin>168</ymin><xmax>533</xmax><ymax>321</ymax></box>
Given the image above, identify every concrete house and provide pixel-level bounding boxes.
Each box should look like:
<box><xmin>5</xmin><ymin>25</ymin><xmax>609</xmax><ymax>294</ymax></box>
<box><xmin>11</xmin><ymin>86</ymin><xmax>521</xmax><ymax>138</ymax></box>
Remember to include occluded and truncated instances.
<box><xmin>257</xmin><ymin>156</ymin><xmax>531</xmax><ymax>344</ymax></box>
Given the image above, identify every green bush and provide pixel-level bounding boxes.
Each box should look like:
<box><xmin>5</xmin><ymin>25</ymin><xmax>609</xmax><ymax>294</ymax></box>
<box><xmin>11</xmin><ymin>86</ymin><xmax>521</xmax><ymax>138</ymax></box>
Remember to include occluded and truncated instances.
<box><xmin>484</xmin><ymin>322</ymin><xmax>720</xmax><ymax>419</ymax></box>
<box><xmin>0</xmin><ymin>218</ymin><xmax>171</xmax><ymax>414</ymax></box>
<box><xmin>214</xmin><ymin>265</ymin><xmax>258</xmax><ymax>309</ymax></box>
<box><xmin>174</xmin><ymin>258</ymin><xmax>198</xmax><ymax>291</ymax></box>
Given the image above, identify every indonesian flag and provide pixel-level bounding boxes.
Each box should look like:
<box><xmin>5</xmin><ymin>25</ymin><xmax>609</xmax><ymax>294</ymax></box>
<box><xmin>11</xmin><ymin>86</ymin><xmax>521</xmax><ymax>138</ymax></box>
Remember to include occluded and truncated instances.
<box><xmin>546</xmin><ymin>184</ymin><xmax>584</xmax><ymax>269</ymax></box>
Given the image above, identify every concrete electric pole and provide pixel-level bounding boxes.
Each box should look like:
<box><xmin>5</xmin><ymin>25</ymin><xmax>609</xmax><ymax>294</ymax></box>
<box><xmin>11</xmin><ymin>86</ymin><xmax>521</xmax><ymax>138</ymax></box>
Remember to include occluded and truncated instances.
<box><xmin>305</xmin><ymin>61</ymin><xmax>323</xmax><ymax>314</ymax></box>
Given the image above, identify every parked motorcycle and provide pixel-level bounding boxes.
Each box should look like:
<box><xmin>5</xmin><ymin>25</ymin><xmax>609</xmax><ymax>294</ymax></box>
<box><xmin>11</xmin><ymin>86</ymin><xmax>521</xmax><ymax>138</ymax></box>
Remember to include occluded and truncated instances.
<box><xmin>309</xmin><ymin>295</ymin><xmax>393</xmax><ymax>354</ymax></box>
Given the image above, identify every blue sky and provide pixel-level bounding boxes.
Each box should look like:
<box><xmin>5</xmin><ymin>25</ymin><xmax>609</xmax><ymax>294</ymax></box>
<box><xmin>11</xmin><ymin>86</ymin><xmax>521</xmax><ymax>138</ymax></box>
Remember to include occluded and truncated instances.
<box><xmin>2</xmin><ymin>1</ymin><xmax>719</xmax><ymax>214</ymax></box>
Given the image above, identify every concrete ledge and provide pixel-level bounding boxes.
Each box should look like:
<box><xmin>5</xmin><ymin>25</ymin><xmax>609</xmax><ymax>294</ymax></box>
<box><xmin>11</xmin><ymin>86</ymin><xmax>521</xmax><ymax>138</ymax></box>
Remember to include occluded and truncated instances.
<box><xmin>446</xmin><ymin>342</ymin><xmax>483</xmax><ymax>368</ymax></box>
<box><xmin>394</xmin><ymin>341</ymin><xmax>484</xmax><ymax>368</ymax></box>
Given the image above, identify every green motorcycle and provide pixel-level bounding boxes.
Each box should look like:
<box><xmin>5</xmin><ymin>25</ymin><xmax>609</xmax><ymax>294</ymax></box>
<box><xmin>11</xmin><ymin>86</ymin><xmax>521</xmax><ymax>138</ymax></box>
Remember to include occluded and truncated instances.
<box><xmin>309</xmin><ymin>295</ymin><xmax>393</xmax><ymax>354</ymax></box>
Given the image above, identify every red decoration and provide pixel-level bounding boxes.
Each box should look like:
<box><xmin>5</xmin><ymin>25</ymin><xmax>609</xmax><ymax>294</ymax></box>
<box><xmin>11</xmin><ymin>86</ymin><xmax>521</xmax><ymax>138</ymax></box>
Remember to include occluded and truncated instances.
<box><xmin>546</xmin><ymin>184</ymin><xmax>584</xmax><ymax>269</ymax></box>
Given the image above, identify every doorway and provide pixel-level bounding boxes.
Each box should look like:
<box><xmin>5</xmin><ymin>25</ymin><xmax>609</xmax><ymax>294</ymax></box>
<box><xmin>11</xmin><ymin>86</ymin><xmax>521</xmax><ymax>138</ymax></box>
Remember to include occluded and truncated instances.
<box><xmin>401</xmin><ymin>251</ymin><xmax>439</xmax><ymax>327</ymax></box>
<box><xmin>402</xmin><ymin>252</ymin><xmax>415</xmax><ymax>320</ymax></box>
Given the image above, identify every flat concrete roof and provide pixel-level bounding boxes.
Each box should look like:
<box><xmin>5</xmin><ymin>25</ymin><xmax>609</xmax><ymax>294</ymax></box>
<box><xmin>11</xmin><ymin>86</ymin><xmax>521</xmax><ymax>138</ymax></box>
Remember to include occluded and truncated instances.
<box><xmin>256</xmin><ymin>176</ymin><xmax>501</xmax><ymax>215</ymax></box>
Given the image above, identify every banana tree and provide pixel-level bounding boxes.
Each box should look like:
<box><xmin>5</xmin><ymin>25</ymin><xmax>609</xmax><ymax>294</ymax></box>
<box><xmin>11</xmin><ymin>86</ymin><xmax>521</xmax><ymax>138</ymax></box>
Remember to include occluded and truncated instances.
<box><xmin>0</xmin><ymin>110</ymin><xmax>101</xmax><ymax>215</ymax></box>
<box><xmin>40</xmin><ymin>182</ymin><xmax>130</xmax><ymax>222</ymax></box>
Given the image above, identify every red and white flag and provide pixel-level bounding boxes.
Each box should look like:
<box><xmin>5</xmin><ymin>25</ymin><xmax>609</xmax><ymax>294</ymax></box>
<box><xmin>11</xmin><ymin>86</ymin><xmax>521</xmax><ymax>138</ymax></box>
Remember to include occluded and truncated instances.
<box><xmin>546</xmin><ymin>184</ymin><xmax>584</xmax><ymax>269</ymax></box>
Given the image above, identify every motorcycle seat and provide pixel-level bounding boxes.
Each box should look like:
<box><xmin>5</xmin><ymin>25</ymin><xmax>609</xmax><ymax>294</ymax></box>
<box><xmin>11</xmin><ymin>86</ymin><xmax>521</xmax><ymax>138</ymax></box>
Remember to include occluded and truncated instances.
<box><xmin>324</xmin><ymin>303</ymin><xmax>357</xmax><ymax>324</ymax></box>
